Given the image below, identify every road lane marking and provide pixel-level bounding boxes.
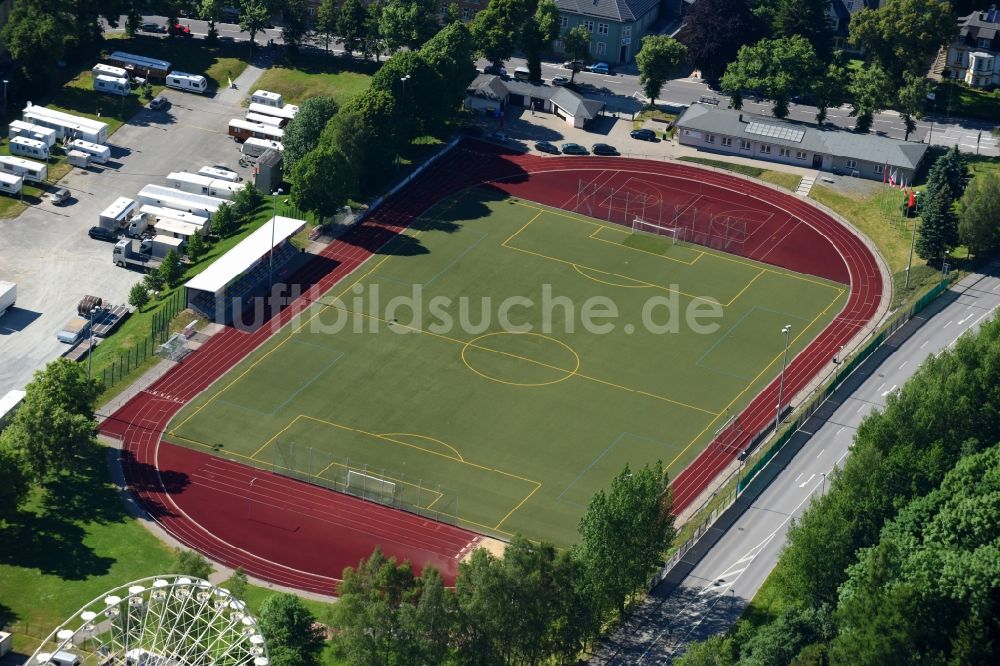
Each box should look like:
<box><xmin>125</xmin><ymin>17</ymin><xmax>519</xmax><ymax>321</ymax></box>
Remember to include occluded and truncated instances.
<box><xmin>799</xmin><ymin>473</ymin><xmax>815</xmax><ymax>488</ymax></box>
<box><xmin>816</xmin><ymin>449</ymin><xmax>825</xmax><ymax>459</ymax></box>
<box><xmin>920</xmin><ymin>340</ymin><xmax>929</xmax><ymax>349</ymax></box>
<box><xmin>836</xmin><ymin>427</ymin><xmax>844</xmax><ymax>436</ymax></box>
<box><xmin>944</xmin><ymin>320</ymin><xmax>953</xmax><ymax>328</ymax></box>
<box><xmin>881</xmin><ymin>385</ymin><xmax>897</xmax><ymax>396</ymax></box>
<box><xmin>899</xmin><ymin>361</ymin><xmax>908</xmax><ymax>369</ymax></box>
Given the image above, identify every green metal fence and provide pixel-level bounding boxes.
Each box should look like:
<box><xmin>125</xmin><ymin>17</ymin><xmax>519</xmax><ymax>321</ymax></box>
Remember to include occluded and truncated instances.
<box><xmin>98</xmin><ymin>288</ymin><xmax>186</xmax><ymax>391</ymax></box>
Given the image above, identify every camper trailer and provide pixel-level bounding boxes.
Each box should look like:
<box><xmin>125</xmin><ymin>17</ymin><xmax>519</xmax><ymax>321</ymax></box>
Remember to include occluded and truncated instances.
<box><xmin>0</xmin><ymin>173</ymin><xmax>23</xmax><ymax>196</ymax></box>
<box><xmin>94</xmin><ymin>74</ymin><xmax>131</xmax><ymax>96</ymax></box>
<box><xmin>165</xmin><ymin>72</ymin><xmax>208</xmax><ymax>94</ymax></box>
<box><xmin>245</xmin><ymin>111</ymin><xmax>286</xmax><ymax>128</ymax></box>
<box><xmin>98</xmin><ymin>197</ymin><xmax>138</xmax><ymax>233</ymax></box>
<box><xmin>107</xmin><ymin>52</ymin><xmax>171</xmax><ymax>78</ymax></box>
<box><xmin>241</xmin><ymin>137</ymin><xmax>284</xmax><ymax>159</ymax></box>
<box><xmin>9</xmin><ymin>137</ymin><xmax>50</xmax><ymax>160</ymax></box>
<box><xmin>0</xmin><ymin>155</ymin><xmax>47</xmax><ymax>183</ymax></box>
<box><xmin>67</xmin><ymin>150</ymin><xmax>92</xmax><ymax>168</ymax></box>
<box><xmin>139</xmin><ymin>204</ymin><xmax>209</xmax><ymax>230</ymax></box>
<box><xmin>251</xmin><ymin>89</ymin><xmax>283</xmax><ymax>107</ymax></box>
<box><xmin>23</xmin><ymin>104</ymin><xmax>109</xmax><ymax>144</ymax></box>
<box><xmin>247</xmin><ymin>102</ymin><xmax>298</xmax><ymax>122</ymax></box>
<box><xmin>227</xmin><ymin>119</ymin><xmax>284</xmax><ymax>143</ymax></box>
<box><xmin>166</xmin><ymin>172</ymin><xmax>245</xmax><ymax>200</ymax></box>
<box><xmin>8</xmin><ymin>120</ymin><xmax>57</xmax><ymax>147</ymax></box>
<box><xmin>136</xmin><ymin>184</ymin><xmax>224</xmax><ymax>219</ymax></box>
<box><xmin>69</xmin><ymin>139</ymin><xmax>111</xmax><ymax>164</ymax></box>
<box><xmin>154</xmin><ymin>217</ymin><xmax>203</xmax><ymax>240</ymax></box>
<box><xmin>93</xmin><ymin>63</ymin><xmax>130</xmax><ymax>80</ymax></box>
<box><xmin>198</xmin><ymin>166</ymin><xmax>241</xmax><ymax>182</ymax></box>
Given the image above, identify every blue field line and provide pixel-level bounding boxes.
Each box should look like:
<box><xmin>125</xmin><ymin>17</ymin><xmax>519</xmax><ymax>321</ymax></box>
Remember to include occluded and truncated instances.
<box><xmin>557</xmin><ymin>431</ymin><xmax>674</xmax><ymax>508</ymax></box>
<box><xmin>378</xmin><ymin>229</ymin><xmax>489</xmax><ymax>288</ymax></box>
<box><xmin>695</xmin><ymin>306</ymin><xmax>811</xmax><ymax>381</ymax></box>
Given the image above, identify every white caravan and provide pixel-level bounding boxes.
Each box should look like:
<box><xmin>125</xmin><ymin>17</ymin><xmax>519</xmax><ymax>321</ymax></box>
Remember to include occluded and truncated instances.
<box><xmin>69</xmin><ymin>139</ymin><xmax>111</xmax><ymax>164</ymax></box>
<box><xmin>165</xmin><ymin>72</ymin><xmax>208</xmax><ymax>94</ymax></box>
<box><xmin>9</xmin><ymin>137</ymin><xmax>50</xmax><ymax>160</ymax></box>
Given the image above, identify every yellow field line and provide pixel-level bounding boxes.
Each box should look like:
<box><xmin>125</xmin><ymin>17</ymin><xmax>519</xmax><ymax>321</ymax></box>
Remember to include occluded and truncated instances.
<box><xmin>588</xmin><ymin>225</ymin><xmax>704</xmax><ymax>266</ymax></box>
<box><xmin>725</xmin><ymin>269</ymin><xmax>766</xmax><ymax>307</ymax></box>
<box><xmin>571</xmin><ymin>263</ymin><xmax>655</xmax><ymax>288</ymax></box>
<box><xmin>250</xmin><ymin>414</ymin><xmax>305</xmax><ymax>459</ymax></box>
<box><xmin>380</xmin><ymin>432</ymin><xmax>466</xmax><ymax>461</ymax></box>
<box><xmin>494</xmin><ymin>482</ymin><xmax>543</xmax><ymax>530</ymax></box>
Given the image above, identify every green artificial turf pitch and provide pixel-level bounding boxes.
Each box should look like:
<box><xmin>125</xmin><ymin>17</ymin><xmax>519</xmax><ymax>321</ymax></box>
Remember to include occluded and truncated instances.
<box><xmin>167</xmin><ymin>188</ymin><xmax>846</xmax><ymax>546</ymax></box>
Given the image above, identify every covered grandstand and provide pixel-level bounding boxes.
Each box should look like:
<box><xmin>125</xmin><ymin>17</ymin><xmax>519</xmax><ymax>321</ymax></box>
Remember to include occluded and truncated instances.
<box><xmin>185</xmin><ymin>216</ymin><xmax>305</xmax><ymax>324</ymax></box>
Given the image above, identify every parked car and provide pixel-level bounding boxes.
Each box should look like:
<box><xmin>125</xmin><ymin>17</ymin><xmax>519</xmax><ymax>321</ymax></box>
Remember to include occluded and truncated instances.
<box><xmin>140</xmin><ymin>22</ymin><xmax>166</xmax><ymax>33</ymax></box>
<box><xmin>535</xmin><ymin>141</ymin><xmax>559</xmax><ymax>154</ymax></box>
<box><xmin>562</xmin><ymin>143</ymin><xmax>588</xmax><ymax>155</ymax></box>
<box><xmin>563</xmin><ymin>60</ymin><xmax>584</xmax><ymax>72</ymax></box>
<box><xmin>88</xmin><ymin>226</ymin><xmax>117</xmax><ymax>242</ymax></box>
<box><xmin>149</xmin><ymin>96</ymin><xmax>168</xmax><ymax>110</ymax></box>
<box><xmin>47</xmin><ymin>188</ymin><xmax>70</xmax><ymax>205</ymax></box>
<box><xmin>586</xmin><ymin>62</ymin><xmax>611</xmax><ymax>75</ymax></box>
<box><xmin>483</xmin><ymin>64</ymin><xmax>508</xmax><ymax>78</ymax></box>
<box><xmin>592</xmin><ymin>143</ymin><xmax>620</xmax><ymax>156</ymax></box>
<box><xmin>630</xmin><ymin>128</ymin><xmax>657</xmax><ymax>142</ymax></box>
<box><xmin>550</xmin><ymin>75</ymin><xmax>570</xmax><ymax>87</ymax></box>
<box><xmin>490</xmin><ymin>130</ymin><xmax>510</xmax><ymax>143</ymax></box>
<box><xmin>168</xmin><ymin>21</ymin><xmax>192</xmax><ymax>37</ymax></box>
<box><xmin>461</xmin><ymin>125</ymin><xmax>484</xmax><ymax>137</ymax></box>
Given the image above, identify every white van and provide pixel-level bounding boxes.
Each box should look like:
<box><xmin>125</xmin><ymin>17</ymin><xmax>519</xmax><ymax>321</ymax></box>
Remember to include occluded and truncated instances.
<box><xmin>513</xmin><ymin>66</ymin><xmax>531</xmax><ymax>81</ymax></box>
<box><xmin>166</xmin><ymin>72</ymin><xmax>208</xmax><ymax>94</ymax></box>
<box><xmin>9</xmin><ymin>136</ymin><xmax>50</xmax><ymax>160</ymax></box>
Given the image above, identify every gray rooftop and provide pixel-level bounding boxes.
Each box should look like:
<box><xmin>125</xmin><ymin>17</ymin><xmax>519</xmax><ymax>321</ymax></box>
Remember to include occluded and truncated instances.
<box><xmin>554</xmin><ymin>0</ymin><xmax>660</xmax><ymax>22</ymax></box>
<box><xmin>467</xmin><ymin>74</ymin><xmax>606</xmax><ymax>120</ymax></box>
<box><xmin>551</xmin><ymin>87</ymin><xmax>605</xmax><ymax>120</ymax></box>
<box><xmin>675</xmin><ymin>104</ymin><xmax>928</xmax><ymax>170</ymax></box>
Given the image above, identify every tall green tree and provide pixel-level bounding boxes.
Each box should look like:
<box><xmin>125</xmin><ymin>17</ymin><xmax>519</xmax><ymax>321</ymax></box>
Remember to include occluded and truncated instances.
<box><xmin>471</xmin><ymin>0</ymin><xmax>532</xmax><ymax>67</ymax></box>
<box><xmin>420</xmin><ymin>19</ymin><xmax>478</xmax><ymax>105</ymax></box>
<box><xmin>577</xmin><ymin>462</ymin><xmax>674</xmax><ymax>618</ymax></box>
<box><xmin>258</xmin><ymin>593</ymin><xmax>326</xmax><ymax>666</ymax></box>
<box><xmin>289</xmin><ymin>148</ymin><xmax>356</xmax><ymax>219</ymax></box>
<box><xmin>1</xmin><ymin>359</ymin><xmax>99</xmax><ymax>479</ymax></box>
<box><xmin>771</xmin><ymin>0</ymin><xmax>834</xmax><ymax>60</ymax></box>
<box><xmin>396</xmin><ymin>567</ymin><xmax>454</xmax><ymax>665</ymax></box>
<box><xmin>338</xmin><ymin>0</ymin><xmax>369</xmax><ymax>57</ymax></box>
<box><xmin>677</xmin><ymin>0</ymin><xmax>763</xmax><ymax>82</ymax></box>
<box><xmin>721</xmin><ymin>35</ymin><xmax>819</xmax><ymax>118</ymax></box>
<box><xmin>161</xmin><ymin>249</ymin><xmax>183</xmax><ymax>288</ymax></box>
<box><xmin>0</xmin><ymin>442</ymin><xmax>32</xmax><ymax>520</ymax></box>
<box><xmin>128</xmin><ymin>282</ymin><xmax>150</xmax><ymax>312</ymax></box>
<box><xmin>896</xmin><ymin>72</ymin><xmax>931</xmax><ymax>141</ymax></box>
<box><xmin>315</xmin><ymin>0</ymin><xmax>339</xmax><ymax>53</ymax></box>
<box><xmin>811</xmin><ymin>54</ymin><xmax>852</xmax><ymax>124</ymax></box>
<box><xmin>636</xmin><ymin>35</ymin><xmax>688</xmax><ymax>107</ymax></box>
<box><xmin>143</xmin><ymin>266</ymin><xmax>165</xmax><ymax>293</ymax></box>
<box><xmin>563</xmin><ymin>25</ymin><xmax>591</xmax><ymax>84</ymax></box>
<box><xmin>281</xmin><ymin>96</ymin><xmax>339</xmax><ymax>172</ymax></box>
<box><xmin>281</xmin><ymin>0</ymin><xmax>310</xmax><ymax>57</ymax></box>
<box><xmin>849</xmin><ymin>63</ymin><xmax>893</xmax><ymax>133</ymax></box>
<box><xmin>926</xmin><ymin>145</ymin><xmax>970</xmax><ymax>202</ymax></box>
<box><xmin>848</xmin><ymin>0</ymin><xmax>957</xmax><ymax>78</ymax></box>
<box><xmin>322</xmin><ymin>90</ymin><xmax>400</xmax><ymax>188</ymax></box>
<box><xmin>173</xmin><ymin>549</ymin><xmax>213</xmax><ymax>579</ymax></box>
<box><xmin>0</xmin><ymin>0</ymin><xmax>72</xmax><ymax>85</ymax></box>
<box><xmin>521</xmin><ymin>0</ymin><xmax>560</xmax><ymax>83</ymax></box>
<box><xmin>211</xmin><ymin>202</ymin><xmax>239</xmax><ymax>238</ymax></box>
<box><xmin>959</xmin><ymin>171</ymin><xmax>1000</xmax><ymax>256</ymax></box>
<box><xmin>370</xmin><ymin>50</ymin><xmax>445</xmax><ymax>139</ymax></box>
<box><xmin>186</xmin><ymin>232</ymin><xmax>206</xmax><ymax>263</ymax></box>
<box><xmin>199</xmin><ymin>0</ymin><xmax>224</xmax><ymax>42</ymax></box>
<box><xmin>380</xmin><ymin>0</ymin><xmax>439</xmax><ymax>53</ymax></box>
<box><xmin>239</xmin><ymin>0</ymin><xmax>271</xmax><ymax>53</ymax></box>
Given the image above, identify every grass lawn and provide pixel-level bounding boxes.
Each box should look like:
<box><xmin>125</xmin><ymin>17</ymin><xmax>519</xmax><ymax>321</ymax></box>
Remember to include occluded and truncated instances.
<box><xmin>250</xmin><ymin>53</ymin><xmax>373</xmax><ymax>107</ymax></box>
<box><xmin>0</xmin><ymin>139</ymin><xmax>75</xmax><ymax>218</ymax></box>
<box><xmin>931</xmin><ymin>80</ymin><xmax>1000</xmax><ymax>123</ymax></box>
<box><xmin>165</xmin><ymin>188</ymin><xmax>846</xmax><ymax>546</ymax></box>
<box><xmin>104</xmin><ymin>34</ymin><xmax>249</xmax><ymax>91</ymax></box>
<box><xmin>677</xmin><ymin>156</ymin><xmax>801</xmax><ymax>191</ymax></box>
<box><xmin>0</xmin><ymin>446</ymin><xmax>175</xmax><ymax>656</ymax></box>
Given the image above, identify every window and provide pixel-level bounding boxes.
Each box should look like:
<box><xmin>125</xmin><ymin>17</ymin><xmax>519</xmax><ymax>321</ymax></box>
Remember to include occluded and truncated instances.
<box><xmin>873</xmin><ymin>163</ymin><xmax>882</xmax><ymax>174</ymax></box>
<box><xmin>560</xmin><ymin>16</ymin><xmax>569</xmax><ymax>28</ymax></box>
<box><xmin>623</xmin><ymin>26</ymin><xmax>631</xmax><ymax>38</ymax></box>
<box><xmin>739</xmin><ymin>139</ymin><xmax>751</xmax><ymax>151</ymax></box>
<box><xmin>596</xmin><ymin>42</ymin><xmax>606</xmax><ymax>55</ymax></box>
<box><xmin>598</xmin><ymin>23</ymin><xmax>609</xmax><ymax>36</ymax></box>
<box><xmin>847</xmin><ymin>159</ymin><xmax>858</xmax><ymax>169</ymax></box>
<box><xmin>462</xmin><ymin>8</ymin><xmax>469</xmax><ymax>18</ymax></box>
<box><xmin>779</xmin><ymin>147</ymin><xmax>789</xmax><ymax>157</ymax></box>
<box><xmin>721</xmin><ymin>137</ymin><xmax>732</xmax><ymax>147</ymax></box>
<box><xmin>979</xmin><ymin>38</ymin><xmax>991</xmax><ymax>48</ymax></box>
<box><xmin>705</xmin><ymin>134</ymin><xmax>715</xmax><ymax>144</ymax></box>
<box><xmin>585</xmin><ymin>20</ymin><xmax>594</xmax><ymax>32</ymax></box>
<box><xmin>760</xmin><ymin>145</ymin><xmax>771</xmax><ymax>154</ymax></box>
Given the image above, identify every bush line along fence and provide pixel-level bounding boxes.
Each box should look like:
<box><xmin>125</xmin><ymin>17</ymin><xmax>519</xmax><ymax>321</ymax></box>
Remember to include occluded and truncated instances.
<box><xmin>98</xmin><ymin>288</ymin><xmax>186</xmax><ymax>391</ymax></box>
<box><xmin>653</xmin><ymin>279</ymin><xmax>950</xmax><ymax>587</ymax></box>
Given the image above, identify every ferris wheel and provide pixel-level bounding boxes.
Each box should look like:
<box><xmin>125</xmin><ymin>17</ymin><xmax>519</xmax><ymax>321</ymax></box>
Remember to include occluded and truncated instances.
<box><xmin>27</xmin><ymin>575</ymin><xmax>269</xmax><ymax>666</ymax></box>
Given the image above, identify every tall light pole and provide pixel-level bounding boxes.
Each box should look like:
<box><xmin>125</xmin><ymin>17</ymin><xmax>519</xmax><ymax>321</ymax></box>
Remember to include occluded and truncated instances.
<box><xmin>87</xmin><ymin>305</ymin><xmax>97</xmax><ymax>379</ymax></box>
<box><xmin>904</xmin><ymin>209</ymin><xmax>918</xmax><ymax>288</ymax></box>
<box><xmin>775</xmin><ymin>324</ymin><xmax>792</xmax><ymax>432</ymax></box>
<box><xmin>396</xmin><ymin>75</ymin><xmax>411</xmax><ymax>170</ymax></box>
<box><xmin>2</xmin><ymin>80</ymin><xmax>8</xmax><ymax>116</ymax></box>
<box><xmin>269</xmin><ymin>188</ymin><xmax>282</xmax><ymax>289</ymax></box>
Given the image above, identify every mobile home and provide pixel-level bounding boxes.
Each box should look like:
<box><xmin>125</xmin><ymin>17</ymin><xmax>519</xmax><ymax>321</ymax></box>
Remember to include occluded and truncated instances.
<box><xmin>154</xmin><ymin>217</ymin><xmax>204</xmax><ymax>240</ymax></box>
<box><xmin>67</xmin><ymin>150</ymin><xmax>92</xmax><ymax>168</ymax></box>
<box><xmin>245</xmin><ymin>112</ymin><xmax>286</xmax><ymax>128</ymax></box>
<box><xmin>0</xmin><ymin>155</ymin><xmax>47</xmax><ymax>183</ymax></box>
<box><xmin>137</xmin><ymin>184</ymin><xmax>224</xmax><ymax>219</ymax></box>
<box><xmin>241</xmin><ymin>137</ymin><xmax>284</xmax><ymax>158</ymax></box>
<box><xmin>69</xmin><ymin>139</ymin><xmax>111</xmax><ymax>164</ymax></box>
<box><xmin>0</xmin><ymin>173</ymin><xmax>23</xmax><ymax>196</ymax></box>
<box><xmin>251</xmin><ymin>89</ymin><xmax>283</xmax><ymax>107</ymax></box>
<box><xmin>92</xmin><ymin>63</ymin><xmax>130</xmax><ymax>80</ymax></box>
<box><xmin>165</xmin><ymin>72</ymin><xmax>208</xmax><ymax>94</ymax></box>
<box><xmin>107</xmin><ymin>52</ymin><xmax>172</xmax><ymax>78</ymax></box>
<box><xmin>99</xmin><ymin>197</ymin><xmax>138</xmax><ymax>232</ymax></box>
<box><xmin>198</xmin><ymin>166</ymin><xmax>240</xmax><ymax>182</ymax></box>
<box><xmin>139</xmin><ymin>204</ymin><xmax>209</xmax><ymax>230</ymax></box>
<box><xmin>166</xmin><ymin>172</ymin><xmax>245</xmax><ymax>200</ymax></box>
<box><xmin>8</xmin><ymin>120</ymin><xmax>57</xmax><ymax>147</ymax></box>
<box><xmin>247</xmin><ymin>102</ymin><xmax>298</xmax><ymax>122</ymax></box>
<box><xmin>23</xmin><ymin>104</ymin><xmax>109</xmax><ymax>144</ymax></box>
<box><xmin>94</xmin><ymin>74</ymin><xmax>131</xmax><ymax>96</ymax></box>
<box><xmin>227</xmin><ymin>119</ymin><xmax>284</xmax><ymax>143</ymax></box>
<box><xmin>9</xmin><ymin>136</ymin><xmax>50</xmax><ymax>160</ymax></box>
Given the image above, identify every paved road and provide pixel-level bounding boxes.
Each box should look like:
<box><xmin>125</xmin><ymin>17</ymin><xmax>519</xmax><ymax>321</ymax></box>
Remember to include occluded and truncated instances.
<box><xmin>593</xmin><ymin>268</ymin><xmax>1000</xmax><ymax>664</ymax></box>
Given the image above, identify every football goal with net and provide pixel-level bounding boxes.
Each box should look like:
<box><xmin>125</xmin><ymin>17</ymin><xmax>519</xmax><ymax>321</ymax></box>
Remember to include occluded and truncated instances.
<box><xmin>632</xmin><ymin>216</ymin><xmax>681</xmax><ymax>244</ymax></box>
<box><xmin>346</xmin><ymin>469</ymin><xmax>398</xmax><ymax>502</ymax></box>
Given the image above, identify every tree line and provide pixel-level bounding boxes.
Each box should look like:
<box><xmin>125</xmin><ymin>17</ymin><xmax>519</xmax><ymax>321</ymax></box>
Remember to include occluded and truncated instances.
<box><xmin>676</xmin><ymin>0</ymin><xmax>958</xmax><ymax>134</ymax></box>
<box><xmin>679</xmin><ymin>312</ymin><xmax>1000</xmax><ymax>664</ymax></box>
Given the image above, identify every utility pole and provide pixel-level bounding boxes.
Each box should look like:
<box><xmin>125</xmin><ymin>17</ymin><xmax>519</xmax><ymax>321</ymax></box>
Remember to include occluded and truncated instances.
<box><xmin>775</xmin><ymin>325</ymin><xmax>792</xmax><ymax>432</ymax></box>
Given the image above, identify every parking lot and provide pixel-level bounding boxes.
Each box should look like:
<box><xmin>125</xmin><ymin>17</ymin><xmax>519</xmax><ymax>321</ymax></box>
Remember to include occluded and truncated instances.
<box><xmin>0</xmin><ymin>78</ymin><xmax>257</xmax><ymax>395</ymax></box>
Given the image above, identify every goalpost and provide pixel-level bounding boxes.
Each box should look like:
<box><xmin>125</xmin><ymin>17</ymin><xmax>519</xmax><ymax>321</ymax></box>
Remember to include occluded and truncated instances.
<box><xmin>631</xmin><ymin>216</ymin><xmax>680</xmax><ymax>244</ymax></box>
<box><xmin>346</xmin><ymin>469</ymin><xmax>398</xmax><ymax>502</ymax></box>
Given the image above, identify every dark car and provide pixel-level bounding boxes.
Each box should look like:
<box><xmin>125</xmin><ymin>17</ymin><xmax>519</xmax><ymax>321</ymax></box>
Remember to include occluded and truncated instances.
<box><xmin>140</xmin><ymin>22</ymin><xmax>166</xmax><ymax>33</ymax></box>
<box><xmin>630</xmin><ymin>128</ymin><xmax>657</xmax><ymax>142</ymax></box>
<box><xmin>88</xmin><ymin>226</ymin><xmax>117</xmax><ymax>242</ymax></box>
<box><xmin>586</xmin><ymin>62</ymin><xmax>611</xmax><ymax>75</ymax></box>
<box><xmin>592</xmin><ymin>143</ymin><xmax>619</xmax><ymax>156</ymax></box>
<box><xmin>562</xmin><ymin>143</ymin><xmax>588</xmax><ymax>155</ymax></box>
<box><xmin>535</xmin><ymin>141</ymin><xmax>559</xmax><ymax>154</ymax></box>
<box><xmin>483</xmin><ymin>64</ymin><xmax>508</xmax><ymax>78</ymax></box>
<box><xmin>563</xmin><ymin>60</ymin><xmax>584</xmax><ymax>72</ymax></box>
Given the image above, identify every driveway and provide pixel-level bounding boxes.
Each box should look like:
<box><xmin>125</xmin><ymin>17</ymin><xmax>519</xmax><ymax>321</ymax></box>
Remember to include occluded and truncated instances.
<box><xmin>0</xmin><ymin>74</ymin><xmax>261</xmax><ymax>395</ymax></box>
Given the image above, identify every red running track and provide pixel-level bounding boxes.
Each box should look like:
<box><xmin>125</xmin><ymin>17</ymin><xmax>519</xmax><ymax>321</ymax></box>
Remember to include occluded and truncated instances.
<box><xmin>100</xmin><ymin>142</ymin><xmax>883</xmax><ymax>593</ymax></box>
